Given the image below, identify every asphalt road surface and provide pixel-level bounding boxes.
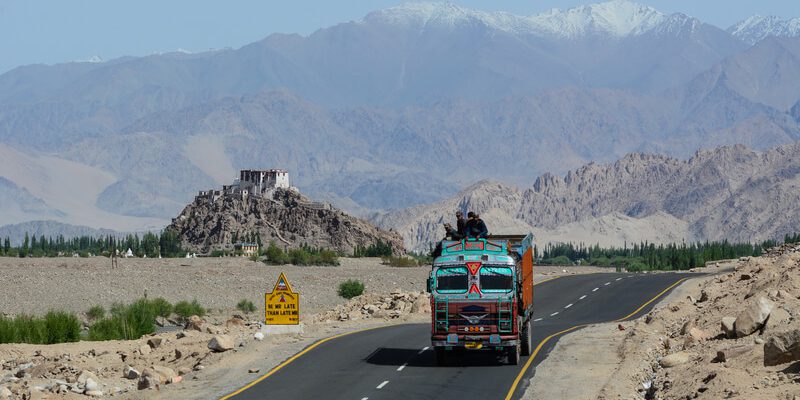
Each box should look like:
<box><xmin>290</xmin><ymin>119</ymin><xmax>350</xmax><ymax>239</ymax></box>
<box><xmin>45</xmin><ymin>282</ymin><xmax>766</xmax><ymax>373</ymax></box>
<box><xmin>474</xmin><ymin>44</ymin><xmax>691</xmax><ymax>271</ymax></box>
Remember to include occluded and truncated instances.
<box><xmin>223</xmin><ymin>272</ymin><xmax>690</xmax><ymax>400</ymax></box>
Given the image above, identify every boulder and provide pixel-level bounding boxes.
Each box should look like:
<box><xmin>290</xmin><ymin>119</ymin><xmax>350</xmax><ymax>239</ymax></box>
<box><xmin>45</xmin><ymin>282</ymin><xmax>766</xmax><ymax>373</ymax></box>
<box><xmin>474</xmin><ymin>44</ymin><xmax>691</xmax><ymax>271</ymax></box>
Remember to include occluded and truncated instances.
<box><xmin>141</xmin><ymin>366</ymin><xmax>177</xmax><ymax>386</ymax></box>
<box><xmin>226</xmin><ymin>317</ymin><xmax>245</xmax><ymax>328</ymax></box>
<box><xmin>77</xmin><ymin>371</ymin><xmax>99</xmax><ymax>385</ymax></box>
<box><xmin>123</xmin><ymin>366</ymin><xmax>140</xmax><ymax>380</ymax></box>
<box><xmin>253</xmin><ymin>332</ymin><xmax>265</xmax><ymax>341</ymax></box>
<box><xmin>721</xmin><ymin>317</ymin><xmax>736</xmax><ymax>338</ymax></box>
<box><xmin>684</xmin><ymin>327</ymin><xmax>712</xmax><ymax>345</ymax></box>
<box><xmin>411</xmin><ymin>295</ymin><xmax>431</xmax><ymax>313</ymax></box>
<box><xmin>659</xmin><ymin>352</ymin><xmax>690</xmax><ymax>368</ymax></box>
<box><xmin>185</xmin><ymin>315</ymin><xmax>205</xmax><ymax>331</ymax></box>
<box><xmin>734</xmin><ymin>297</ymin><xmax>774</xmax><ymax>338</ymax></box>
<box><xmin>765</xmin><ymin>307</ymin><xmax>791</xmax><ymax>330</ymax></box>
<box><xmin>147</xmin><ymin>337</ymin><xmax>164</xmax><ymax>349</ymax></box>
<box><xmin>155</xmin><ymin>316</ymin><xmax>167</xmax><ymax>327</ymax></box>
<box><xmin>680</xmin><ymin>320</ymin><xmax>695</xmax><ymax>335</ymax></box>
<box><xmin>208</xmin><ymin>335</ymin><xmax>235</xmax><ymax>352</ymax></box>
<box><xmin>85</xmin><ymin>390</ymin><xmax>103</xmax><ymax>397</ymax></box>
<box><xmin>139</xmin><ymin>344</ymin><xmax>151</xmax><ymax>355</ymax></box>
<box><xmin>84</xmin><ymin>378</ymin><xmax>99</xmax><ymax>391</ymax></box>
<box><xmin>0</xmin><ymin>386</ymin><xmax>11</xmax><ymax>399</ymax></box>
<box><xmin>715</xmin><ymin>345</ymin><xmax>753</xmax><ymax>362</ymax></box>
<box><xmin>137</xmin><ymin>375</ymin><xmax>158</xmax><ymax>390</ymax></box>
<box><xmin>764</xmin><ymin>330</ymin><xmax>800</xmax><ymax>366</ymax></box>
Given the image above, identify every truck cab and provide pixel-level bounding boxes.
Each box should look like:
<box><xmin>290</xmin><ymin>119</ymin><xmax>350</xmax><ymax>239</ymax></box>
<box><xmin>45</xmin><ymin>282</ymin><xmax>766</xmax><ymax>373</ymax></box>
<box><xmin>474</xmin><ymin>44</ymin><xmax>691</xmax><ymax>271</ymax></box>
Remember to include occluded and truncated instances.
<box><xmin>428</xmin><ymin>235</ymin><xmax>535</xmax><ymax>365</ymax></box>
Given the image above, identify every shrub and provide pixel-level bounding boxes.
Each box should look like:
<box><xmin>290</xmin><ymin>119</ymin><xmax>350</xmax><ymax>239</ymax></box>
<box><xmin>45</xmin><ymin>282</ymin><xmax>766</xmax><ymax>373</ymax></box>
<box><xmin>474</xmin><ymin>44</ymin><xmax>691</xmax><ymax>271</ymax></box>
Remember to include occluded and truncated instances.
<box><xmin>174</xmin><ymin>299</ymin><xmax>206</xmax><ymax>319</ymax></box>
<box><xmin>12</xmin><ymin>315</ymin><xmax>46</xmax><ymax>344</ymax></box>
<box><xmin>87</xmin><ymin>317</ymin><xmax>124</xmax><ymax>341</ymax></box>
<box><xmin>264</xmin><ymin>241</ymin><xmax>287</xmax><ymax>265</ymax></box>
<box><xmin>87</xmin><ymin>305</ymin><xmax>106</xmax><ymax>320</ymax></box>
<box><xmin>381</xmin><ymin>256</ymin><xmax>420</xmax><ymax>268</ymax></box>
<box><xmin>353</xmin><ymin>241</ymin><xmax>393</xmax><ymax>257</ymax></box>
<box><xmin>0</xmin><ymin>312</ymin><xmax>80</xmax><ymax>344</ymax></box>
<box><xmin>43</xmin><ymin>311</ymin><xmax>81</xmax><ymax>344</ymax></box>
<box><xmin>540</xmin><ymin>255</ymin><xmax>573</xmax><ymax>266</ymax></box>
<box><xmin>236</xmin><ymin>299</ymin><xmax>257</xmax><ymax>314</ymax></box>
<box><xmin>288</xmin><ymin>249</ymin><xmax>311</xmax><ymax>265</ymax></box>
<box><xmin>0</xmin><ymin>316</ymin><xmax>14</xmax><ymax>343</ymax></box>
<box><xmin>338</xmin><ymin>279</ymin><xmax>365</xmax><ymax>299</ymax></box>
<box><xmin>148</xmin><ymin>297</ymin><xmax>173</xmax><ymax>318</ymax></box>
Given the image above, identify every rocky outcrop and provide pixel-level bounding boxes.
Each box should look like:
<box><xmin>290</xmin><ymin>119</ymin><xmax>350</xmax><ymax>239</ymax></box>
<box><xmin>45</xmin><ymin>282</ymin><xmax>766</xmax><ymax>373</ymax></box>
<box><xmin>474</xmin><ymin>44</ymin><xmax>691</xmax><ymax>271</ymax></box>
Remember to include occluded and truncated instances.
<box><xmin>168</xmin><ymin>188</ymin><xmax>404</xmax><ymax>255</ymax></box>
<box><xmin>764</xmin><ymin>329</ymin><xmax>800</xmax><ymax>366</ymax></box>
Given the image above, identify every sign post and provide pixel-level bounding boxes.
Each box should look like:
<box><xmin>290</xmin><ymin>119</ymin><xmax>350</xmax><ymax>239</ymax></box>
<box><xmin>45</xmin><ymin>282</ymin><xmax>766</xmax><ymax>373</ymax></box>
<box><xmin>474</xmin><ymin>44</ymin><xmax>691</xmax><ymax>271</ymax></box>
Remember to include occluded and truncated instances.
<box><xmin>265</xmin><ymin>273</ymin><xmax>300</xmax><ymax>330</ymax></box>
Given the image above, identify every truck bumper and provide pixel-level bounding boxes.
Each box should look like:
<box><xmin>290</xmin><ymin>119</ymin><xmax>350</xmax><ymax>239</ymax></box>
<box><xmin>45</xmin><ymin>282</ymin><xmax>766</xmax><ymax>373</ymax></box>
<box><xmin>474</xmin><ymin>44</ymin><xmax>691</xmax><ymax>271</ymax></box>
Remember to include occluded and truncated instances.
<box><xmin>432</xmin><ymin>334</ymin><xmax>517</xmax><ymax>349</ymax></box>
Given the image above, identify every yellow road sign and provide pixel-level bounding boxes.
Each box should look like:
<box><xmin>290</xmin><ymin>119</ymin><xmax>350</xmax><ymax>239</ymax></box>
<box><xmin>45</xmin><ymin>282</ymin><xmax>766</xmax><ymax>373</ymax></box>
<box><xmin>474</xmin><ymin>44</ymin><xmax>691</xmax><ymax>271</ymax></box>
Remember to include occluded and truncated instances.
<box><xmin>265</xmin><ymin>272</ymin><xmax>299</xmax><ymax>325</ymax></box>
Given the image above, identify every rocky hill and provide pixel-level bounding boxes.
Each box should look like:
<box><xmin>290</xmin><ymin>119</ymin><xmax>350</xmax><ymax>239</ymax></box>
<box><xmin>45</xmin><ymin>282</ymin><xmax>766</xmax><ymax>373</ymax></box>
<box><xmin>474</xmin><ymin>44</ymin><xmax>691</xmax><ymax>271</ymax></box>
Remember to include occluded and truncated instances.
<box><xmin>167</xmin><ymin>188</ymin><xmax>404</xmax><ymax>255</ymax></box>
<box><xmin>374</xmin><ymin>143</ymin><xmax>800</xmax><ymax>252</ymax></box>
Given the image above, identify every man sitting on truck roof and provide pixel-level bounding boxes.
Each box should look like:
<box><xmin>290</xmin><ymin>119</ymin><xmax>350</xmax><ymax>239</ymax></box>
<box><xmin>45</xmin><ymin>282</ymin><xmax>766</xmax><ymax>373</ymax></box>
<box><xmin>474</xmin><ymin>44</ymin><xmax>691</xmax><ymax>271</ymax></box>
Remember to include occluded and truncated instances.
<box><xmin>464</xmin><ymin>212</ymin><xmax>488</xmax><ymax>238</ymax></box>
<box><xmin>444</xmin><ymin>211</ymin><xmax>466</xmax><ymax>240</ymax></box>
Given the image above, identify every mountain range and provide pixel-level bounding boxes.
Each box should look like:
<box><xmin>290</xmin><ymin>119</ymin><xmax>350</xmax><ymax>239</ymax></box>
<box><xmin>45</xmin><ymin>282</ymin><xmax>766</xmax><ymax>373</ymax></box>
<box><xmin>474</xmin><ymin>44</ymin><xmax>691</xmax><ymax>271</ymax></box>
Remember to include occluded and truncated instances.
<box><xmin>1</xmin><ymin>0</ymin><xmax>799</xmax><ymax>243</ymax></box>
<box><xmin>374</xmin><ymin>143</ymin><xmax>800</xmax><ymax>252</ymax></box>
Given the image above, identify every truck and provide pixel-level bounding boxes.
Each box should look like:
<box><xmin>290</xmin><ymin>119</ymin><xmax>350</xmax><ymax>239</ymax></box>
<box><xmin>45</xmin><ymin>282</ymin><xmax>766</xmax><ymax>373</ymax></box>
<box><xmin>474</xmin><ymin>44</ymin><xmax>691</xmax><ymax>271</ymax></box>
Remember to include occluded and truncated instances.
<box><xmin>426</xmin><ymin>234</ymin><xmax>535</xmax><ymax>365</ymax></box>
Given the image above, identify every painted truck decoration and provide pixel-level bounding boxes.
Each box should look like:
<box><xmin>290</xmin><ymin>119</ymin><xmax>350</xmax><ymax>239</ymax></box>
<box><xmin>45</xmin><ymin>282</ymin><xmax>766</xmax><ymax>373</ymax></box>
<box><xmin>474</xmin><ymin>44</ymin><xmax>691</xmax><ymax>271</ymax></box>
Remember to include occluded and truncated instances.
<box><xmin>427</xmin><ymin>234</ymin><xmax>535</xmax><ymax>365</ymax></box>
<box><xmin>265</xmin><ymin>273</ymin><xmax>300</xmax><ymax>325</ymax></box>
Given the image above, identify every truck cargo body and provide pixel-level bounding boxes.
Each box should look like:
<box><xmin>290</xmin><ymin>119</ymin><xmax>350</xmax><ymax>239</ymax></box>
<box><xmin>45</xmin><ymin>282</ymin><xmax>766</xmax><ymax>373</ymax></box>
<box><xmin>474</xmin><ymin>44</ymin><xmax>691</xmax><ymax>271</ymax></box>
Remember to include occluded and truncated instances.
<box><xmin>428</xmin><ymin>235</ymin><xmax>535</xmax><ymax>365</ymax></box>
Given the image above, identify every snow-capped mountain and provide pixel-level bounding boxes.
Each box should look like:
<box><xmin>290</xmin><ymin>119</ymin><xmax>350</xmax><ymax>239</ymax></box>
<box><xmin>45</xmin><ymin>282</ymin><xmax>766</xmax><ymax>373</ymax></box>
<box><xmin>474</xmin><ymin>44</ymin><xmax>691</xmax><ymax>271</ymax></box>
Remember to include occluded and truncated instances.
<box><xmin>364</xmin><ymin>0</ymin><xmax>698</xmax><ymax>38</ymax></box>
<box><xmin>729</xmin><ymin>15</ymin><xmax>800</xmax><ymax>45</ymax></box>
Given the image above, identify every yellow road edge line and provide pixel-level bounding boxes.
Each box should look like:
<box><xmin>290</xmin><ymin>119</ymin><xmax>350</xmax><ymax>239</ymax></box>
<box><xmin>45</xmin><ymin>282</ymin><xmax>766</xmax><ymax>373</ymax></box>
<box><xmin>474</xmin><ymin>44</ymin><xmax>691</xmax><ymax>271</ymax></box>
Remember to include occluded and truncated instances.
<box><xmin>613</xmin><ymin>277</ymin><xmax>689</xmax><ymax>322</ymax></box>
<box><xmin>219</xmin><ymin>325</ymin><xmax>390</xmax><ymax>399</ymax></box>
<box><xmin>503</xmin><ymin>275</ymin><xmax>689</xmax><ymax>400</ymax></box>
<box><xmin>534</xmin><ymin>276</ymin><xmax>560</xmax><ymax>286</ymax></box>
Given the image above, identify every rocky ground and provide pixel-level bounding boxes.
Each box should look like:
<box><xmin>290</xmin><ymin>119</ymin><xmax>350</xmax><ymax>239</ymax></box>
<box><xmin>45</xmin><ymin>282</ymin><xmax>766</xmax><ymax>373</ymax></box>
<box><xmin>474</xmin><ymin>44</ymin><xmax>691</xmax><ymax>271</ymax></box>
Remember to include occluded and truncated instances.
<box><xmin>0</xmin><ymin>256</ymin><xmax>603</xmax><ymax>399</ymax></box>
<box><xmin>527</xmin><ymin>245</ymin><xmax>800</xmax><ymax>400</ymax></box>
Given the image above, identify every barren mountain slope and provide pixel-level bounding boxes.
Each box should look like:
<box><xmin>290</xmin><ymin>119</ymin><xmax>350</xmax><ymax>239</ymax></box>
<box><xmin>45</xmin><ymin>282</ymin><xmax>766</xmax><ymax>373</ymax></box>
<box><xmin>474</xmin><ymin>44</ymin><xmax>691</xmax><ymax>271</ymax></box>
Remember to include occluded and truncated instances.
<box><xmin>376</xmin><ymin>143</ymin><xmax>800</xmax><ymax>251</ymax></box>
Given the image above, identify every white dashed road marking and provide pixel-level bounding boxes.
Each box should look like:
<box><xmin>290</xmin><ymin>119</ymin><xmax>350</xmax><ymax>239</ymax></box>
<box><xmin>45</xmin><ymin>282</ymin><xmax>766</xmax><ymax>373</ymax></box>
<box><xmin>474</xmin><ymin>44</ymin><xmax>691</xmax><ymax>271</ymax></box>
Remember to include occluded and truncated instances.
<box><xmin>418</xmin><ymin>347</ymin><xmax>429</xmax><ymax>354</ymax></box>
<box><xmin>397</xmin><ymin>363</ymin><xmax>407</xmax><ymax>372</ymax></box>
<box><xmin>550</xmin><ymin>312</ymin><xmax>559</xmax><ymax>316</ymax></box>
<box><xmin>534</xmin><ymin>318</ymin><xmax>543</xmax><ymax>322</ymax></box>
<box><xmin>593</xmin><ymin>287</ymin><xmax>599</xmax><ymax>292</ymax></box>
<box><xmin>377</xmin><ymin>381</ymin><xmax>389</xmax><ymax>390</ymax></box>
<box><xmin>565</xmin><ymin>303</ymin><xmax>573</xmax><ymax>309</ymax></box>
<box><xmin>604</xmin><ymin>282</ymin><xmax>611</xmax><ymax>286</ymax></box>
<box><xmin>616</xmin><ymin>278</ymin><xmax>622</xmax><ymax>281</ymax></box>
<box><xmin>579</xmin><ymin>295</ymin><xmax>587</xmax><ymax>300</ymax></box>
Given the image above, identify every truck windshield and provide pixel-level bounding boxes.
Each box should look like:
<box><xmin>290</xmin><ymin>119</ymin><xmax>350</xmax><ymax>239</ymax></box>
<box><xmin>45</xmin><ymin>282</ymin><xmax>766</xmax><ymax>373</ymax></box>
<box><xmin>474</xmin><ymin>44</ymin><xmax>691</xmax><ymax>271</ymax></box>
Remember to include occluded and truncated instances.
<box><xmin>435</xmin><ymin>267</ymin><xmax>468</xmax><ymax>293</ymax></box>
<box><xmin>480</xmin><ymin>266</ymin><xmax>514</xmax><ymax>292</ymax></box>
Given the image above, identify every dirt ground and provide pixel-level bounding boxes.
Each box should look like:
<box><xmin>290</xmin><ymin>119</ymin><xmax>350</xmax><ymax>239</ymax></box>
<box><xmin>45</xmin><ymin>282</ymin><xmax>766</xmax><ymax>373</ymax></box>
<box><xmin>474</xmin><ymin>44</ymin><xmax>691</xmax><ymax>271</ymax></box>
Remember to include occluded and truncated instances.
<box><xmin>0</xmin><ymin>256</ymin><xmax>609</xmax><ymax>399</ymax></box>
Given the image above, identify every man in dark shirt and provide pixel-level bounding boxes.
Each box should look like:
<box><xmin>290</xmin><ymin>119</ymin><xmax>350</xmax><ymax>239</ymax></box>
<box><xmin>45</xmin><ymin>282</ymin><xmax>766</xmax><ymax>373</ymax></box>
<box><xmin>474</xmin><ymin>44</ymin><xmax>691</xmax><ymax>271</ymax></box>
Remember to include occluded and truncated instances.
<box><xmin>465</xmin><ymin>212</ymin><xmax>488</xmax><ymax>238</ymax></box>
<box><xmin>444</xmin><ymin>211</ymin><xmax>467</xmax><ymax>240</ymax></box>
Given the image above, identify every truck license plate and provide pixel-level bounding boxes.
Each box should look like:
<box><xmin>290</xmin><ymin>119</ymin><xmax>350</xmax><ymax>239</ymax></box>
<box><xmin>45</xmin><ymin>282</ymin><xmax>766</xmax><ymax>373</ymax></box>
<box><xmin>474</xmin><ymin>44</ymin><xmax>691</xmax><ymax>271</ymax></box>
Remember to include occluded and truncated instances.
<box><xmin>465</xmin><ymin>342</ymin><xmax>482</xmax><ymax>350</ymax></box>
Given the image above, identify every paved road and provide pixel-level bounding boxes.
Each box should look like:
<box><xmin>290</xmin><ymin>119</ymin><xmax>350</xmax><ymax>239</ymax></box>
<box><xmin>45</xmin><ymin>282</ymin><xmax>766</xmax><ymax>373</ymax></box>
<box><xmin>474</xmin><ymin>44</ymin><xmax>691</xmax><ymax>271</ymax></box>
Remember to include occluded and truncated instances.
<box><xmin>223</xmin><ymin>273</ymin><xmax>689</xmax><ymax>400</ymax></box>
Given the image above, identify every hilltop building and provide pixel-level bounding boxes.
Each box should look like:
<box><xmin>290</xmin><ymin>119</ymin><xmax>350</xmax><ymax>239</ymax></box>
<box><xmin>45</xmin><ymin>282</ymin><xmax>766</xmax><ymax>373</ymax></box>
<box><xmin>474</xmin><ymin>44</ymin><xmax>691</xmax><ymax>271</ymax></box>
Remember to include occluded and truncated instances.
<box><xmin>195</xmin><ymin>169</ymin><xmax>294</xmax><ymax>204</ymax></box>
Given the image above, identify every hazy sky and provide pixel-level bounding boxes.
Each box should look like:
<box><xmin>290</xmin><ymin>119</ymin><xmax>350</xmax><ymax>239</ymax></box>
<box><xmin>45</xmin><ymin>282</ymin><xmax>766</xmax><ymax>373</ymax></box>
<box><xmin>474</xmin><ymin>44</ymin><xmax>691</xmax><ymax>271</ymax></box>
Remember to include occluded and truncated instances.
<box><xmin>1</xmin><ymin>0</ymin><xmax>798</xmax><ymax>74</ymax></box>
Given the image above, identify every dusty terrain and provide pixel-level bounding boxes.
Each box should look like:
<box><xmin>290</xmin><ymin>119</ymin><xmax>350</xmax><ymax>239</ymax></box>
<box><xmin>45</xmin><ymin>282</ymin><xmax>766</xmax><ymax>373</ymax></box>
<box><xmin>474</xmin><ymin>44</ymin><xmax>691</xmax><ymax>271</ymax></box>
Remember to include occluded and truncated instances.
<box><xmin>0</xmin><ymin>256</ymin><xmax>604</xmax><ymax>399</ymax></box>
<box><xmin>526</xmin><ymin>246</ymin><xmax>800</xmax><ymax>400</ymax></box>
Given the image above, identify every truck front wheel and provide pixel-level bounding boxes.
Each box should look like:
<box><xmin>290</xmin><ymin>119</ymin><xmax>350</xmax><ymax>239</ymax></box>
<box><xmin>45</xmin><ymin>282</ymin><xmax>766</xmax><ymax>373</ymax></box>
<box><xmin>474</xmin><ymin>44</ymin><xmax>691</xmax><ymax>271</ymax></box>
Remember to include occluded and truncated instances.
<box><xmin>435</xmin><ymin>347</ymin><xmax>448</xmax><ymax>366</ymax></box>
<box><xmin>507</xmin><ymin>343</ymin><xmax>520</xmax><ymax>365</ymax></box>
<box><xmin>521</xmin><ymin>319</ymin><xmax>532</xmax><ymax>356</ymax></box>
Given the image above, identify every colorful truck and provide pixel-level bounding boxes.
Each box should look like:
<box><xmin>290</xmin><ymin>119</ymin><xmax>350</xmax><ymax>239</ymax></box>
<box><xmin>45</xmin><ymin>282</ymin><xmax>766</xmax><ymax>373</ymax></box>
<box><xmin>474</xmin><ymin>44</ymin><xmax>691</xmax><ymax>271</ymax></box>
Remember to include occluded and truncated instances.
<box><xmin>427</xmin><ymin>234</ymin><xmax>535</xmax><ymax>365</ymax></box>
